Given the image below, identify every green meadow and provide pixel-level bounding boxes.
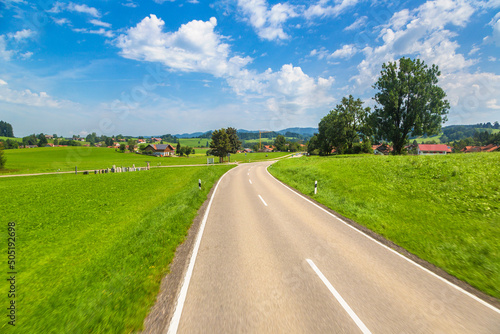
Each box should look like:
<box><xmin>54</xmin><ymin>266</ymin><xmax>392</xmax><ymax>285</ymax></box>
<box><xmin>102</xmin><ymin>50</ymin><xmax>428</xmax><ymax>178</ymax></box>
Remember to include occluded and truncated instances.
<box><xmin>269</xmin><ymin>153</ymin><xmax>500</xmax><ymax>298</ymax></box>
<box><xmin>1</xmin><ymin>147</ymin><xmax>291</xmax><ymax>175</ymax></box>
<box><xmin>0</xmin><ymin>165</ymin><xmax>233</xmax><ymax>333</ymax></box>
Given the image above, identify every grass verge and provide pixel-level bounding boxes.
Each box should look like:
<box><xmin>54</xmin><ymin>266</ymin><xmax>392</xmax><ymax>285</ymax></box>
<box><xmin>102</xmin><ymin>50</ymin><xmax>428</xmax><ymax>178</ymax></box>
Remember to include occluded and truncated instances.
<box><xmin>269</xmin><ymin>153</ymin><xmax>500</xmax><ymax>299</ymax></box>
<box><xmin>0</xmin><ymin>165</ymin><xmax>233</xmax><ymax>333</ymax></box>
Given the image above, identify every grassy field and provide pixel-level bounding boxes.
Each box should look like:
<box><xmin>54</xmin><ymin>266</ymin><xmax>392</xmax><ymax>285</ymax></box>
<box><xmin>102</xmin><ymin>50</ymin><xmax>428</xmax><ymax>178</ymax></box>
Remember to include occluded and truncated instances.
<box><xmin>269</xmin><ymin>153</ymin><xmax>500</xmax><ymax>299</ymax></box>
<box><xmin>0</xmin><ymin>136</ymin><xmax>23</xmax><ymax>142</ymax></box>
<box><xmin>0</xmin><ymin>147</ymin><xmax>292</xmax><ymax>175</ymax></box>
<box><xmin>0</xmin><ymin>165</ymin><xmax>233</xmax><ymax>333</ymax></box>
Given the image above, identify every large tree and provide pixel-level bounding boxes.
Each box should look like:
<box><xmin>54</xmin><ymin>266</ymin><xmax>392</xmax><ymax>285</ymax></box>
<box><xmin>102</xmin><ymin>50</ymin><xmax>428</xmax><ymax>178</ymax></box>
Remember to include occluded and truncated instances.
<box><xmin>274</xmin><ymin>135</ymin><xmax>287</xmax><ymax>152</ymax></box>
<box><xmin>226</xmin><ymin>127</ymin><xmax>242</xmax><ymax>153</ymax></box>
<box><xmin>210</xmin><ymin>128</ymin><xmax>231</xmax><ymax>162</ymax></box>
<box><xmin>372</xmin><ymin>57</ymin><xmax>449</xmax><ymax>155</ymax></box>
<box><xmin>0</xmin><ymin>121</ymin><xmax>14</xmax><ymax>137</ymax></box>
<box><xmin>317</xmin><ymin>95</ymin><xmax>371</xmax><ymax>155</ymax></box>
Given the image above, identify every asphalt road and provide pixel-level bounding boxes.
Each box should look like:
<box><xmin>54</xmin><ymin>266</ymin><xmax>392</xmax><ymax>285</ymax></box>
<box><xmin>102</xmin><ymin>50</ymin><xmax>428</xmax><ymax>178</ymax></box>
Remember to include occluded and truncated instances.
<box><xmin>167</xmin><ymin>161</ymin><xmax>500</xmax><ymax>333</ymax></box>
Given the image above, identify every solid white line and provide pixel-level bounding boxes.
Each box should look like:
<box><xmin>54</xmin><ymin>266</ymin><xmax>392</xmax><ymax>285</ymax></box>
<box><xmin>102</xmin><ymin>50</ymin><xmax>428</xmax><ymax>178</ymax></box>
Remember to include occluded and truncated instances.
<box><xmin>249</xmin><ymin>179</ymin><xmax>252</xmax><ymax>184</ymax></box>
<box><xmin>165</xmin><ymin>167</ymin><xmax>236</xmax><ymax>334</ymax></box>
<box><xmin>266</xmin><ymin>166</ymin><xmax>500</xmax><ymax>315</ymax></box>
<box><xmin>258</xmin><ymin>194</ymin><xmax>268</xmax><ymax>207</ymax></box>
<box><xmin>307</xmin><ymin>259</ymin><xmax>372</xmax><ymax>334</ymax></box>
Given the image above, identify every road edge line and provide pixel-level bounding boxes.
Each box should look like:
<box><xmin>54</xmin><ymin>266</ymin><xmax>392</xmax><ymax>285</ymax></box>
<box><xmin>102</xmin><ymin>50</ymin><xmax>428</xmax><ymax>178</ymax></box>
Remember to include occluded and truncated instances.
<box><xmin>266</xmin><ymin>165</ymin><xmax>500</xmax><ymax>315</ymax></box>
<box><xmin>165</xmin><ymin>166</ymin><xmax>237</xmax><ymax>334</ymax></box>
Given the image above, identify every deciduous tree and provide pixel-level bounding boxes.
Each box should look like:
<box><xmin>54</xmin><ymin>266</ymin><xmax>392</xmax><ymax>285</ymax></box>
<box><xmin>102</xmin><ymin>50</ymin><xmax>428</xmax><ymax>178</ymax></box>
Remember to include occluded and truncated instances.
<box><xmin>210</xmin><ymin>128</ymin><xmax>231</xmax><ymax>162</ymax></box>
<box><xmin>372</xmin><ymin>57</ymin><xmax>449</xmax><ymax>155</ymax></box>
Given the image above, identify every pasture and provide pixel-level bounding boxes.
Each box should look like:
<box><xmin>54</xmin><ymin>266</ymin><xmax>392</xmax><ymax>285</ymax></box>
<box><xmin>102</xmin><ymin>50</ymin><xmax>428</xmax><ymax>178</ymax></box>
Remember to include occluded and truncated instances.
<box><xmin>0</xmin><ymin>165</ymin><xmax>233</xmax><ymax>333</ymax></box>
<box><xmin>269</xmin><ymin>153</ymin><xmax>500</xmax><ymax>299</ymax></box>
<box><xmin>0</xmin><ymin>147</ymin><xmax>293</xmax><ymax>175</ymax></box>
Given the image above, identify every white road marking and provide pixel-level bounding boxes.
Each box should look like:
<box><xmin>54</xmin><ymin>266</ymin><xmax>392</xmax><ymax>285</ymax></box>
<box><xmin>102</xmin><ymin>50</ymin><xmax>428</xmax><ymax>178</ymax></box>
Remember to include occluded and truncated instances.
<box><xmin>166</xmin><ymin>167</ymin><xmax>235</xmax><ymax>334</ymax></box>
<box><xmin>307</xmin><ymin>259</ymin><xmax>372</xmax><ymax>334</ymax></box>
<box><xmin>258</xmin><ymin>195</ymin><xmax>268</xmax><ymax>207</ymax></box>
<box><xmin>249</xmin><ymin>179</ymin><xmax>252</xmax><ymax>184</ymax></box>
<box><xmin>266</xmin><ymin>165</ymin><xmax>500</xmax><ymax>315</ymax></box>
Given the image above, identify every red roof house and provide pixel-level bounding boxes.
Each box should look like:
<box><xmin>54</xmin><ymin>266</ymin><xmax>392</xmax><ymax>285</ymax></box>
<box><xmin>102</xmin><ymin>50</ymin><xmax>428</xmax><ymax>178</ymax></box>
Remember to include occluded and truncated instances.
<box><xmin>417</xmin><ymin>144</ymin><xmax>452</xmax><ymax>155</ymax></box>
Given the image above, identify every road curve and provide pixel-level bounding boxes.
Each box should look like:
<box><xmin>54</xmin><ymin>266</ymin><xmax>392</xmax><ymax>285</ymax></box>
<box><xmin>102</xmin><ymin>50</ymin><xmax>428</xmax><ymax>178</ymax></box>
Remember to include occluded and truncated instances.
<box><xmin>168</xmin><ymin>161</ymin><xmax>500</xmax><ymax>333</ymax></box>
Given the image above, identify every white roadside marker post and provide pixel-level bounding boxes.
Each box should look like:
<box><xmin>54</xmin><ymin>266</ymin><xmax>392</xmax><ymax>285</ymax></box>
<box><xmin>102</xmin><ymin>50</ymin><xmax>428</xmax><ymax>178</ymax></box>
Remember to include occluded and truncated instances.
<box><xmin>199</xmin><ymin>179</ymin><xmax>201</xmax><ymax>190</ymax></box>
<box><xmin>315</xmin><ymin>180</ymin><xmax>318</xmax><ymax>195</ymax></box>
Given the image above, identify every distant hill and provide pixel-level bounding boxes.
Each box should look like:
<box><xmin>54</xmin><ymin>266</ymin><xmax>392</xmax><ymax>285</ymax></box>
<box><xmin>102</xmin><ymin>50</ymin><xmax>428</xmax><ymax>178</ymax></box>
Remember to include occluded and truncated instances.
<box><xmin>277</xmin><ymin>127</ymin><xmax>318</xmax><ymax>136</ymax></box>
<box><xmin>171</xmin><ymin>127</ymin><xmax>318</xmax><ymax>139</ymax></box>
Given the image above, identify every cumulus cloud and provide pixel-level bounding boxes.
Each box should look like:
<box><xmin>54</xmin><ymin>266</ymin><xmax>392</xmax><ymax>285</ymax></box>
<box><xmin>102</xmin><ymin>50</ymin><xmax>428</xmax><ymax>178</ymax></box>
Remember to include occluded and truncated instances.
<box><xmin>304</xmin><ymin>0</ymin><xmax>360</xmax><ymax>20</ymax></box>
<box><xmin>351</xmin><ymin>0</ymin><xmax>476</xmax><ymax>91</ymax></box>
<box><xmin>116</xmin><ymin>15</ymin><xmax>335</xmax><ymax>116</ymax></box>
<box><xmin>330</xmin><ymin>44</ymin><xmax>357</xmax><ymax>59</ymax></box>
<box><xmin>237</xmin><ymin>0</ymin><xmax>298</xmax><ymax>41</ymax></box>
<box><xmin>344</xmin><ymin>15</ymin><xmax>367</xmax><ymax>31</ymax></box>
<box><xmin>8</xmin><ymin>29</ymin><xmax>35</xmax><ymax>41</ymax></box>
<box><xmin>0</xmin><ymin>36</ymin><xmax>14</xmax><ymax>61</ymax></box>
<box><xmin>0</xmin><ymin>79</ymin><xmax>73</xmax><ymax>108</ymax></box>
<box><xmin>73</xmin><ymin>28</ymin><xmax>114</xmax><ymax>38</ymax></box>
<box><xmin>90</xmin><ymin>19</ymin><xmax>111</xmax><ymax>28</ymax></box>
<box><xmin>48</xmin><ymin>2</ymin><xmax>101</xmax><ymax>18</ymax></box>
<box><xmin>116</xmin><ymin>15</ymin><xmax>251</xmax><ymax>77</ymax></box>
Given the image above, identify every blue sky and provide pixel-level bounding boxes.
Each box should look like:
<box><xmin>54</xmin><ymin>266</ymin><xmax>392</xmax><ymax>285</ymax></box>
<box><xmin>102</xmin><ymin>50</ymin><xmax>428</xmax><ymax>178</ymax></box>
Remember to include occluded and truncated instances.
<box><xmin>1</xmin><ymin>0</ymin><xmax>499</xmax><ymax>137</ymax></box>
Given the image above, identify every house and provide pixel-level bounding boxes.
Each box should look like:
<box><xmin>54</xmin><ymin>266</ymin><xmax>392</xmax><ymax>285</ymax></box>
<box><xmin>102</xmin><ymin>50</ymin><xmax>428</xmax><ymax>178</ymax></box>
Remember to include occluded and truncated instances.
<box><xmin>137</xmin><ymin>139</ymin><xmax>146</xmax><ymax>143</ymax></box>
<box><xmin>45</xmin><ymin>143</ymin><xmax>54</xmax><ymax>147</ymax></box>
<box><xmin>261</xmin><ymin>145</ymin><xmax>274</xmax><ymax>152</ymax></box>
<box><xmin>45</xmin><ymin>134</ymin><xmax>54</xmax><ymax>139</ymax></box>
<box><xmin>152</xmin><ymin>137</ymin><xmax>162</xmax><ymax>142</ymax></box>
<box><xmin>417</xmin><ymin>144</ymin><xmax>451</xmax><ymax>155</ymax></box>
<box><xmin>372</xmin><ymin>144</ymin><xmax>392</xmax><ymax>155</ymax></box>
<box><xmin>461</xmin><ymin>144</ymin><xmax>499</xmax><ymax>153</ymax></box>
<box><xmin>144</xmin><ymin>144</ymin><xmax>176</xmax><ymax>156</ymax></box>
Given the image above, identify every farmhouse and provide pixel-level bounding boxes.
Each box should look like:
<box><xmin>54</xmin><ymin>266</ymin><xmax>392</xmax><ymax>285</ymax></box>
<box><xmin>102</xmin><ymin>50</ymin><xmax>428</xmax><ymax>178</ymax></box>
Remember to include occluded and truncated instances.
<box><xmin>461</xmin><ymin>144</ymin><xmax>499</xmax><ymax>153</ymax></box>
<box><xmin>144</xmin><ymin>144</ymin><xmax>176</xmax><ymax>156</ymax></box>
<box><xmin>417</xmin><ymin>144</ymin><xmax>451</xmax><ymax>155</ymax></box>
<box><xmin>372</xmin><ymin>144</ymin><xmax>392</xmax><ymax>155</ymax></box>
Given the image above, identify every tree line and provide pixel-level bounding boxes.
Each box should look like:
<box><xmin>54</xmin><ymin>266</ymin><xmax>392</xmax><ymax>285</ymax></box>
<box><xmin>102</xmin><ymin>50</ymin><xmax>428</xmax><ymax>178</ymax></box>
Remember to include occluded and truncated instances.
<box><xmin>309</xmin><ymin>57</ymin><xmax>450</xmax><ymax>155</ymax></box>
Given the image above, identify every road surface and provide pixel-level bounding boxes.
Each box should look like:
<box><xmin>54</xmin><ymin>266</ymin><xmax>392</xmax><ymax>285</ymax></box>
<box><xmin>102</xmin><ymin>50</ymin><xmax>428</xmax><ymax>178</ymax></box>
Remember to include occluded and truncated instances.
<box><xmin>167</xmin><ymin>161</ymin><xmax>500</xmax><ymax>333</ymax></box>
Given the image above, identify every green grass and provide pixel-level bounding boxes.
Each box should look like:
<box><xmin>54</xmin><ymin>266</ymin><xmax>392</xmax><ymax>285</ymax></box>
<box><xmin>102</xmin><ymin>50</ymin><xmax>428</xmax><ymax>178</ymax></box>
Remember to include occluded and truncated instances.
<box><xmin>269</xmin><ymin>153</ymin><xmax>500</xmax><ymax>298</ymax></box>
<box><xmin>1</xmin><ymin>147</ymin><xmax>292</xmax><ymax>175</ymax></box>
<box><xmin>0</xmin><ymin>136</ymin><xmax>22</xmax><ymax>142</ymax></box>
<box><xmin>0</xmin><ymin>165</ymin><xmax>233</xmax><ymax>333</ymax></box>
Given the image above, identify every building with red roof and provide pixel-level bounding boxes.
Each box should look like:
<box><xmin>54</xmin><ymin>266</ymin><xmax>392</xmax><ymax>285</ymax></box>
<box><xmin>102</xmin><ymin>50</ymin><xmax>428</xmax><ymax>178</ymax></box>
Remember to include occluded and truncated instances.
<box><xmin>417</xmin><ymin>144</ymin><xmax>452</xmax><ymax>155</ymax></box>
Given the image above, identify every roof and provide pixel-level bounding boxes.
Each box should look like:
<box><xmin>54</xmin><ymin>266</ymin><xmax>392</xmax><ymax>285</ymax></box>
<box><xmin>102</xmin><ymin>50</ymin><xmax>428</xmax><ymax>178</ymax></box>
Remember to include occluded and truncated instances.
<box><xmin>418</xmin><ymin>144</ymin><xmax>451</xmax><ymax>152</ymax></box>
<box><xmin>147</xmin><ymin>144</ymin><xmax>175</xmax><ymax>151</ymax></box>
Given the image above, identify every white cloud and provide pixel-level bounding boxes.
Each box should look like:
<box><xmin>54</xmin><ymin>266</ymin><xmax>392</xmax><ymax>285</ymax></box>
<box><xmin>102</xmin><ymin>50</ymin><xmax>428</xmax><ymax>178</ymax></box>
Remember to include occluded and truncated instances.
<box><xmin>0</xmin><ymin>80</ymin><xmax>73</xmax><ymax>108</ymax></box>
<box><xmin>468</xmin><ymin>44</ymin><xmax>480</xmax><ymax>55</ymax></box>
<box><xmin>116</xmin><ymin>15</ymin><xmax>251</xmax><ymax>77</ymax></box>
<box><xmin>344</xmin><ymin>16</ymin><xmax>367</xmax><ymax>31</ymax></box>
<box><xmin>53</xmin><ymin>17</ymin><xmax>70</xmax><ymax>25</ymax></box>
<box><xmin>304</xmin><ymin>0</ymin><xmax>360</xmax><ymax>20</ymax></box>
<box><xmin>486</xmin><ymin>99</ymin><xmax>500</xmax><ymax>109</ymax></box>
<box><xmin>0</xmin><ymin>36</ymin><xmax>14</xmax><ymax>61</ymax></box>
<box><xmin>67</xmin><ymin>3</ymin><xmax>101</xmax><ymax>18</ymax></box>
<box><xmin>351</xmin><ymin>0</ymin><xmax>477</xmax><ymax>91</ymax></box>
<box><xmin>8</xmin><ymin>29</ymin><xmax>35</xmax><ymax>41</ymax></box>
<box><xmin>441</xmin><ymin>72</ymin><xmax>500</xmax><ymax>124</ymax></box>
<box><xmin>237</xmin><ymin>0</ymin><xmax>298</xmax><ymax>41</ymax></box>
<box><xmin>330</xmin><ymin>44</ymin><xmax>357</xmax><ymax>59</ymax></box>
<box><xmin>73</xmin><ymin>28</ymin><xmax>114</xmax><ymax>38</ymax></box>
<box><xmin>48</xmin><ymin>2</ymin><xmax>101</xmax><ymax>18</ymax></box>
<box><xmin>116</xmin><ymin>15</ymin><xmax>335</xmax><ymax>119</ymax></box>
<box><xmin>20</xmin><ymin>51</ymin><xmax>33</xmax><ymax>59</ymax></box>
<box><xmin>488</xmin><ymin>56</ymin><xmax>497</xmax><ymax>61</ymax></box>
<box><xmin>122</xmin><ymin>1</ymin><xmax>138</xmax><ymax>8</ymax></box>
<box><xmin>90</xmin><ymin>19</ymin><xmax>111</xmax><ymax>28</ymax></box>
<box><xmin>488</xmin><ymin>12</ymin><xmax>500</xmax><ymax>46</ymax></box>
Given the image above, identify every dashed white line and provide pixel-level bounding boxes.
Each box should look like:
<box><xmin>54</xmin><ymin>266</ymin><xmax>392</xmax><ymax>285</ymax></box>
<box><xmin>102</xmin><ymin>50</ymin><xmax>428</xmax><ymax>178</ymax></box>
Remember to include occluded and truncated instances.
<box><xmin>249</xmin><ymin>179</ymin><xmax>252</xmax><ymax>184</ymax></box>
<box><xmin>307</xmin><ymin>259</ymin><xmax>372</xmax><ymax>334</ymax></box>
<box><xmin>258</xmin><ymin>195</ymin><xmax>268</xmax><ymax>207</ymax></box>
<box><xmin>266</xmin><ymin>165</ymin><xmax>500</xmax><ymax>315</ymax></box>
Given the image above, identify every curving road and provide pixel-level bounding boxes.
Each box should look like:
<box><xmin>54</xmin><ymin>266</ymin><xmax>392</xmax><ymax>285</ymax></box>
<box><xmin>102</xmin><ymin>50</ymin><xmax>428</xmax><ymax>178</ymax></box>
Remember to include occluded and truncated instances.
<box><xmin>167</xmin><ymin>161</ymin><xmax>500</xmax><ymax>333</ymax></box>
